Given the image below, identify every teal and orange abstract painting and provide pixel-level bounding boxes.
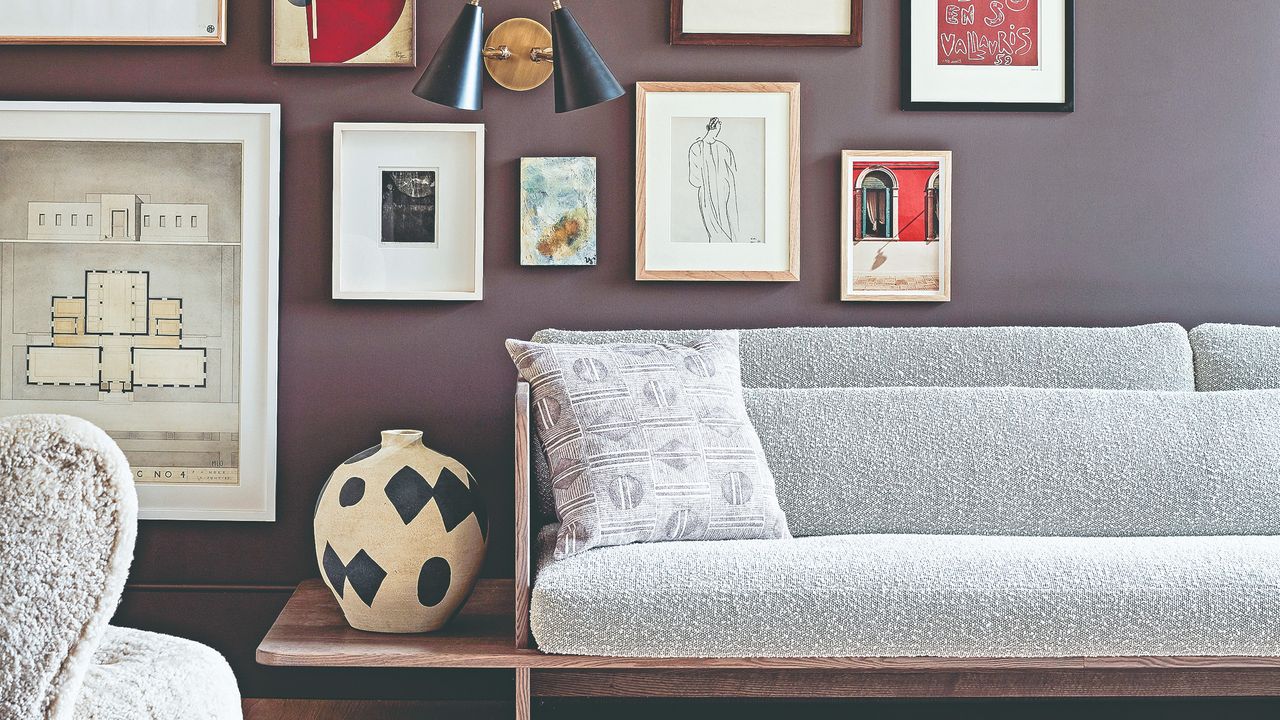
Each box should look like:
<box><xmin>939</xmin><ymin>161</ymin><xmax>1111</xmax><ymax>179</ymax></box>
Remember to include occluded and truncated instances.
<box><xmin>520</xmin><ymin>157</ymin><xmax>597</xmax><ymax>266</ymax></box>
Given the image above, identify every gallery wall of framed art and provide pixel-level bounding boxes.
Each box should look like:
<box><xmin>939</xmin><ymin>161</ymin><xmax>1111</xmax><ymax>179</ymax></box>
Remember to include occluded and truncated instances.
<box><xmin>0</xmin><ymin>101</ymin><xmax>280</xmax><ymax>521</ymax></box>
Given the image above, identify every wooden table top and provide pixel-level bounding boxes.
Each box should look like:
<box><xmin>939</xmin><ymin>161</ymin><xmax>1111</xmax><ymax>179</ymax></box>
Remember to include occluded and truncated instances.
<box><xmin>256</xmin><ymin>579</ymin><xmax>1280</xmax><ymax>672</ymax></box>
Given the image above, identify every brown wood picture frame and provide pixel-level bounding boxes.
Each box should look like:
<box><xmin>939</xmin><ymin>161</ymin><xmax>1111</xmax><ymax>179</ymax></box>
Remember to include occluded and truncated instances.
<box><xmin>0</xmin><ymin>0</ymin><xmax>227</xmax><ymax>45</ymax></box>
<box><xmin>636</xmin><ymin>81</ymin><xmax>801</xmax><ymax>282</ymax></box>
<box><xmin>671</xmin><ymin>0</ymin><xmax>862</xmax><ymax>47</ymax></box>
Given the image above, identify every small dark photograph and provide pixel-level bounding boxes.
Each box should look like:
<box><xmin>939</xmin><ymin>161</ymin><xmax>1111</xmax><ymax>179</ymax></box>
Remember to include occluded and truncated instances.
<box><xmin>381</xmin><ymin>169</ymin><xmax>437</xmax><ymax>244</ymax></box>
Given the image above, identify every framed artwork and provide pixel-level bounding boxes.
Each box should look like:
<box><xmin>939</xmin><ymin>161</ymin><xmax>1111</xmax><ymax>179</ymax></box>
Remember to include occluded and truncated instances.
<box><xmin>671</xmin><ymin>0</ymin><xmax>862</xmax><ymax>47</ymax></box>
<box><xmin>0</xmin><ymin>0</ymin><xmax>226</xmax><ymax>45</ymax></box>
<box><xmin>333</xmin><ymin>123</ymin><xmax>484</xmax><ymax>301</ymax></box>
<box><xmin>0</xmin><ymin>102</ymin><xmax>281</xmax><ymax>521</ymax></box>
<box><xmin>636</xmin><ymin>82</ymin><xmax>800</xmax><ymax>282</ymax></box>
<box><xmin>902</xmin><ymin>0</ymin><xmax>1074</xmax><ymax>112</ymax></box>
<box><xmin>520</xmin><ymin>157</ymin><xmax>598</xmax><ymax>267</ymax></box>
<box><xmin>272</xmin><ymin>0</ymin><xmax>416</xmax><ymax>67</ymax></box>
<box><xmin>841</xmin><ymin>151</ymin><xmax>952</xmax><ymax>302</ymax></box>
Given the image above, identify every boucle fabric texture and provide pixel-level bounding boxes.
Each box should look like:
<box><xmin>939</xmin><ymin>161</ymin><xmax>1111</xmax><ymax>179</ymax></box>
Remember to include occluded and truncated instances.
<box><xmin>508</xmin><ymin>332</ymin><xmax>789</xmax><ymax>558</ymax></box>
<box><xmin>745</xmin><ymin>386</ymin><xmax>1280</xmax><ymax>537</ymax></box>
<box><xmin>532</xmin><ymin>324</ymin><xmax>1195</xmax><ymax>391</ymax></box>
<box><xmin>0</xmin><ymin>415</ymin><xmax>136</xmax><ymax>720</ymax></box>
<box><xmin>531</xmin><ymin>525</ymin><xmax>1280</xmax><ymax>658</ymax></box>
<box><xmin>528</xmin><ymin>324</ymin><xmax>1195</xmax><ymax>522</ymax></box>
<box><xmin>72</xmin><ymin>626</ymin><xmax>242</xmax><ymax>720</ymax></box>
<box><xmin>1191</xmin><ymin>323</ymin><xmax>1280</xmax><ymax>390</ymax></box>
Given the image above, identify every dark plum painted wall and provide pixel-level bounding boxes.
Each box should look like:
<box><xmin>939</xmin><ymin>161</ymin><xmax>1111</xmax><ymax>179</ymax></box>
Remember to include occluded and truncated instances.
<box><xmin>3</xmin><ymin>0</ymin><xmax>1280</xmax><ymax>705</ymax></box>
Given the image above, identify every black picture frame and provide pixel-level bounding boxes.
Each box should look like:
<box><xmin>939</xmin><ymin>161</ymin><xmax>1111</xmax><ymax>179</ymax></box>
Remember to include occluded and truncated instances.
<box><xmin>901</xmin><ymin>0</ymin><xmax>1074</xmax><ymax>113</ymax></box>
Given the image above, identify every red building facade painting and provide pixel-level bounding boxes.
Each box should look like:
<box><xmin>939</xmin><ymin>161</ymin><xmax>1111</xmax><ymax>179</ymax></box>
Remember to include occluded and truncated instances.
<box><xmin>849</xmin><ymin>160</ymin><xmax>942</xmax><ymax>243</ymax></box>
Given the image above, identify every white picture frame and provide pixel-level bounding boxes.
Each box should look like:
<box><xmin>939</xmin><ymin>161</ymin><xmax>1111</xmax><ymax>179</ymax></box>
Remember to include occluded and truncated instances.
<box><xmin>0</xmin><ymin>101</ymin><xmax>280</xmax><ymax>521</ymax></box>
<box><xmin>0</xmin><ymin>0</ymin><xmax>226</xmax><ymax>45</ymax></box>
<box><xmin>636</xmin><ymin>82</ymin><xmax>800</xmax><ymax>282</ymax></box>
<box><xmin>333</xmin><ymin>123</ymin><xmax>485</xmax><ymax>301</ymax></box>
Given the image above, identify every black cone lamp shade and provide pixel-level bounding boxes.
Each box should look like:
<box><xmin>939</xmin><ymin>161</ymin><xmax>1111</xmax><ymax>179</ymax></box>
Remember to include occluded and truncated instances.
<box><xmin>550</xmin><ymin>5</ymin><xmax>625</xmax><ymax>113</ymax></box>
<box><xmin>413</xmin><ymin>1</ymin><xmax>486</xmax><ymax>111</ymax></box>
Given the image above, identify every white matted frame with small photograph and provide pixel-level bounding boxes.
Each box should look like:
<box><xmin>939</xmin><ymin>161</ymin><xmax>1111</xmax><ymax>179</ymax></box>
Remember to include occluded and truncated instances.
<box><xmin>0</xmin><ymin>0</ymin><xmax>226</xmax><ymax>45</ymax></box>
<box><xmin>333</xmin><ymin>123</ymin><xmax>484</xmax><ymax>301</ymax></box>
<box><xmin>841</xmin><ymin>150</ymin><xmax>952</xmax><ymax>302</ymax></box>
<box><xmin>637</xmin><ymin>82</ymin><xmax>800</xmax><ymax>282</ymax></box>
<box><xmin>0</xmin><ymin>101</ymin><xmax>280</xmax><ymax>520</ymax></box>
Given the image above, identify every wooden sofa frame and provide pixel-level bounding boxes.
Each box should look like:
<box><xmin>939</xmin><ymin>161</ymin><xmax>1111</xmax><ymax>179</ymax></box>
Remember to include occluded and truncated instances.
<box><xmin>514</xmin><ymin>381</ymin><xmax>1280</xmax><ymax>705</ymax></box>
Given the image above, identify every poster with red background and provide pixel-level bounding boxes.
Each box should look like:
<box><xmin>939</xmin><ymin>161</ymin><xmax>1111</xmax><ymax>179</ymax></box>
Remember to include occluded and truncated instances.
<box><xmin>937</xmin><ymin>0</ymin><xmax>1039</xmax><ymax>67</ymax></box>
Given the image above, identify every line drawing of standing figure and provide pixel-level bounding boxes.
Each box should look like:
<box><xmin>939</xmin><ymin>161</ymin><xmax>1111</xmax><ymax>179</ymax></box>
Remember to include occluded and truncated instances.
<box><xmin>688</xmin><ymin>117</ymin><xmax>741</xmax><ymax>243</ymax></box>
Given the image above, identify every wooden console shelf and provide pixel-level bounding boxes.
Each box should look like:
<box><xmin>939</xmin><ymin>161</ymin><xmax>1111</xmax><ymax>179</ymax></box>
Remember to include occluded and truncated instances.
<box><xmin>259</xmin><ymin>579</ymin><xmax>1280</xmax><ymax>718</ymax></box>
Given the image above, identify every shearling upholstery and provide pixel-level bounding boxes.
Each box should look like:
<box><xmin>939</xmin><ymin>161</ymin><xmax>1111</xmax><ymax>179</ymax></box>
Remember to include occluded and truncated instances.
<box><xmin>1190</xmin><ymin>323</ymin><xmax>1280</xmax><ymax>390</ymax></box>
<box><xmin>72</xmin><ymin>626</ymin><xmax>242</xmax><ymax>720</ymax></box>
<box><xmin>532</xmin><ymin>525</ymin><xmax>1280</xmax><ymax>658</ymax></box>
<box><xmin>0</xmin><ymin>414</ymin><xmax>242</xmax><ymax>720</ymax></box>
<box><xmin>533</xmin><ymin>324</ymin><xmax>1196</xmax><ymax>391</ymax></box>
<box><xmin>0</xmin><ymin>415</ymin><xmax>136</xmax><ymax>720</ymax></box>
<box><xmin>746</xmin><ymin>386</ymin><xmax>1280</xmax><ymax>538</ymax></box>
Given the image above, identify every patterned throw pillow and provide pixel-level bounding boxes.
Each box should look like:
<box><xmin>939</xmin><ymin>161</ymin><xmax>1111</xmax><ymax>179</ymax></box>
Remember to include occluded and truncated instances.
<box><xmin>507</xmin><ymin>331</ymin><xmax>791</xmax><ymax>558</ymax></box>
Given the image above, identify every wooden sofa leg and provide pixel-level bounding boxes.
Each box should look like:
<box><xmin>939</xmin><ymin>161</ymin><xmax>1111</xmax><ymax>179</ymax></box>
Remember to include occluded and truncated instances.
<box><xmin>516</xmin><ymin>667</ymin><xmax>532</xmax><ymax>720</ymax></box>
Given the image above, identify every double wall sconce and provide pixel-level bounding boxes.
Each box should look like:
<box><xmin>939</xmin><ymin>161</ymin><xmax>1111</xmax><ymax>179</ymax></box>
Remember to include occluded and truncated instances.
<box><xmin>413</xmin><ymin>0</ymin><xmax>625</xmax><ymax>113</ymax></box>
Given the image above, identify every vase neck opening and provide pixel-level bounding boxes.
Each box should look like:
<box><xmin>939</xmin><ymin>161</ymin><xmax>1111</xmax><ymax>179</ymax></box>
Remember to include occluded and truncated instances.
<box><xmin>380</xmin><ymin>429</ymin><xmax>425</xmax><ymax>449</ymax></box>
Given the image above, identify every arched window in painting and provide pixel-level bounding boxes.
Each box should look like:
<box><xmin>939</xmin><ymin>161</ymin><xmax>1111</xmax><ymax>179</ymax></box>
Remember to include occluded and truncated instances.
<box><xmin>860</xmin><ymin>170</ymin><xmax>895</xmax><ymax>240</ymax></box>
<box><xmin>925</xmin><ymin>171</ymin><xmax>941</xmax><ymax>242</ymax></box>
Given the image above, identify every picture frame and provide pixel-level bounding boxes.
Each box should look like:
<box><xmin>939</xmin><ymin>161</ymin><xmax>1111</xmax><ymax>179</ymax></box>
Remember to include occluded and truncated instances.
<box><xmin>272</xmin><ymin>0</ymin><xmax>417</xmax><ymax>67</ymax></box>
<box><xmin>841</xmin><ymin>150</ymin><xmax>952</xmax><ymax>302</ymax></box>
<box><xmin>333</xmin><ymin>123</ymin><xmax>485</xmax><ymax>301</ymax></box>
<box><xmin>671</xmin><ymin>0</ymin><xmax>862</xmax><ymax>47</ymax></box>
<box><xmin>901</xmin><ymin>0</ymin><xmax>1074</xmax><ymax>112</ymax></box>
<box><xmin>520</xmin><ymin>157</ymin><xmax>598</xmax><ymax>267</ymax></box>
<box><xmin>636</xmin><ymin>82</ymin><xmax>800</xmax><ymax>282</ymax></box>
<box><xmin>0</xmin><ymin>101</ymin><xmax>281</xmax><ymax>521</ymax></box>
<box><xmin>0</xmin><ymin>0</ymin><xmax>226</xmax><ymax>45</ymax></box>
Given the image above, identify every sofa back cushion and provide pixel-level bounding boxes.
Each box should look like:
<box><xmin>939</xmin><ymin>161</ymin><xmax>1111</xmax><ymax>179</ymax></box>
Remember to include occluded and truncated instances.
<box><xmin>533</xmin><ymin>325</ymin><xmax>1195</xmax><ymax>391</ymax></box>
<box><xmin>1191</xmin><ymin>323</ymin><xmax>1280</xmax><ymax>390</ymax></box>
<box><xmin>746</xmin><ymin>386</ymin><xmax>1280</xmax><ymax>538</ymax></box>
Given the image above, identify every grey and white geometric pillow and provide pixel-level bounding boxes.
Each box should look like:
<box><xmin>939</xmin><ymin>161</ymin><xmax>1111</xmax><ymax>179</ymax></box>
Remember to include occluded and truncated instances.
<box><xmin>506</xmin><ymin>331</ymin><xmax>791</xmax><ymax>559</ymax></box>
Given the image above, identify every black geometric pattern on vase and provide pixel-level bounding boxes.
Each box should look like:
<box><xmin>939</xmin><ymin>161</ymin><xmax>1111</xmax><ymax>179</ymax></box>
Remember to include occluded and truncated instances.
<box><xmin>385</xmin><ymin>466</ymin><xmax>433</xmax><ymax>525</ymax></box>
<box><xmin>314</xmin><ymin>429</ymin><xmax>488</xmax><ymax>633</ymax></box>
<box><xmin>339</xmin><ymin>477</ymin><xmax>366</xmax><ymax>507</ymax></box>
<box><xmin>506</xmin><ymin>331</ymin><xmax>792</xmax><ymax>559</ymax></box>
<box><xmin>432</xmin><ymin>467</ymin><xmax>479</xmax><ymax>533</ymax></box>
<box><xmin>343</xmin><ymin>444</ymin><xmax>382</xmax><ymax>465</ymax></box>
<box><xmin>417</xmin><ymin>557</ymin><xmax>451</xmax><ymax>607</ymax></box>
<box><xmin>321</xmin><ymin>543</ymin><xmax>387</xmax><ymax>607</ymax></box>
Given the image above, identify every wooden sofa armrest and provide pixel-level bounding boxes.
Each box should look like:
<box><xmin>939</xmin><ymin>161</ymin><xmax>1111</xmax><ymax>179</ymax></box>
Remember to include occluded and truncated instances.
<box><xmin>514</xmin><ymin>381</ymin><xmax>532</xmax><ymax>649</ymax></box>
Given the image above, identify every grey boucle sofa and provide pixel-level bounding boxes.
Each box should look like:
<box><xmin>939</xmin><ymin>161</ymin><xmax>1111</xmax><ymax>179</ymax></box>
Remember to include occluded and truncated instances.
<box><xmin>516</xmin><ymin>323</ymin><xmax>1280</xmax><ymax>667</ymax></box>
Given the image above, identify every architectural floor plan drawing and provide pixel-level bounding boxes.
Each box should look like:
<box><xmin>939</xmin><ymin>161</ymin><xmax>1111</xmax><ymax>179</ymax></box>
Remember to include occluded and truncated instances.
<box><xmin>26</xmin><ymin>270</ymin><xmax>208</xmax><ymax>393</ymax></box>
<box><xmin>0</xmin><ymin>138</ymin><xmax>244</xmax><ymax>487</ymax></box>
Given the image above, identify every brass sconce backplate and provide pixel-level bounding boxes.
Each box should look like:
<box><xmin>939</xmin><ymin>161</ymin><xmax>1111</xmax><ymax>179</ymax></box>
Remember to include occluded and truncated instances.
<box><xmin>483</xmin><ymin>18</ymin><xmax>554</xmax><ymax>92</ymax></box>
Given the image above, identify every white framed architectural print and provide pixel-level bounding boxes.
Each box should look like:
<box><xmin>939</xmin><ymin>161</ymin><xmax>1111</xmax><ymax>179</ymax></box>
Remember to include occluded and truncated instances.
<box><xmin>0</xmin><ymin>0</ymin><xmax>227</xmax><ymax>45</ymax></box>
<box><xmin>333</xmin><ymin>124</ymin><xmax>485</xmax><ymax>301</ymax></box>
<box><xmin>0</xmin><ymin>102</ymin><xmax>281</xmax><ymax>521</ymax></box>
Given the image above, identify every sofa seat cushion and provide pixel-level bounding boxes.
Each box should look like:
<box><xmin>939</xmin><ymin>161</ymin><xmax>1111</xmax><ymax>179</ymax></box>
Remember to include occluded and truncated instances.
<box><xmin>72</xmin><ymin>626</ymin><xmax>241</xmax><ymax>720</ymax></box>
<box><xmin>531</xmin><ymin>526</ymin><xmax>1280</xmax><ymax>658</ymax></box>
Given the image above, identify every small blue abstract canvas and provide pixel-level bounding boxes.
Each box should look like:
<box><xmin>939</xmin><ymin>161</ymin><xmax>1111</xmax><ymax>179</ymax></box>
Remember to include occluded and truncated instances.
<box><xmin>520</xmin><ymin>157</ymin><xmax>597</xmax><ymax>266</ymax></box>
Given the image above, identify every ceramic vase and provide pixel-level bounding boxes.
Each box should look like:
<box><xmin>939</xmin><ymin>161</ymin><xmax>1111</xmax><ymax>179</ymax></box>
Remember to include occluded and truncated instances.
<box><xmin>314</xmin><ymin>429</ymin><xmax>487</xmax><ymax>633</ymax></box>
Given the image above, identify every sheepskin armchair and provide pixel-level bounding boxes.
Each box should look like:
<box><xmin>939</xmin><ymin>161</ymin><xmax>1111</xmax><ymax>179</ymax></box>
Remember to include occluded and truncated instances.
<box><xmin>0</xmin><ymin>415</ymin><xmax>242</xmax><ymax>720</ymax></box>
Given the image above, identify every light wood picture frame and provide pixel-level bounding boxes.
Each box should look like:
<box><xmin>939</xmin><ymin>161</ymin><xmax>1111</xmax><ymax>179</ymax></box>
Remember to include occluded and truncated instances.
<box><xmin>272</xmin><ymin>0</ymin><xmax>417</xmax><ymax>67</ymax></box>
<box><xmin>636</xmin><ymin>82</ymin><xmax>800</xmax><ymax>282</ymax></box>
<box><xmin>671</xmin><ymin>0</ymin><xmax>862</xmax><ymax>47</ymax></box>
<box><xmin>0</xmin><ymin>0</ymin><xmax>227</xmax><ymax>45</ymax></box>
<box><xmin>333</xmin><ymin>123</ymin><xmax>485</xmax><ymax>301</ymax></box>
<box><xmin>841</xmin><ymin>150</ymin><xmax>952</xmax><ymax>302</ymax></box>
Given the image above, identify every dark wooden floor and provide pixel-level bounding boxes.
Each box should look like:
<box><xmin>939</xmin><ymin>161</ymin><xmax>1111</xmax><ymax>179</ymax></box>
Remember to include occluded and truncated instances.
<box><xmin>241</xmin><ymin>700</ymin><xmax>510</xmax><ymax>719</ymax></box>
